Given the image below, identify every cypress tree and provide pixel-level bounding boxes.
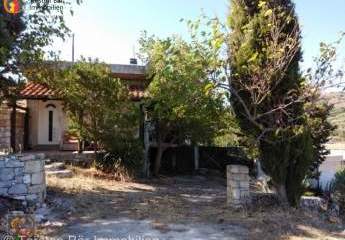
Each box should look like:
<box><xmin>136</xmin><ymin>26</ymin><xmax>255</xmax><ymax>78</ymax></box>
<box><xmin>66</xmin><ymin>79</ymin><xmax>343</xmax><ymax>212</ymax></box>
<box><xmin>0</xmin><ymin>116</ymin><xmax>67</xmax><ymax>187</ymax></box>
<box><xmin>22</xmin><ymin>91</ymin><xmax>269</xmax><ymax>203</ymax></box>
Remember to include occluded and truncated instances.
<box><xmin>228</xmin><ymin>0</ymin><xmax>314</xmax><ymax>206</ymax></box>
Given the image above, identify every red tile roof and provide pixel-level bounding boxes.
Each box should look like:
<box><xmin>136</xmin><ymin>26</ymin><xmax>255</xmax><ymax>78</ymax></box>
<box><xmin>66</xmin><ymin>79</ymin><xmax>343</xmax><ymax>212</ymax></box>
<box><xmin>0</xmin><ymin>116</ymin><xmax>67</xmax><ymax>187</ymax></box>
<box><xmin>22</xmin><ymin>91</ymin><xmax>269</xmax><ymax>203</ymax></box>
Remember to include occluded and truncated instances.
<box><xmin>20</xmin><ymin>82</ymin><xmax>58</xmax><ymax>99</ymax></box>
<box><xmin>20</xmin><ymin>82</ymin><xmax>146</xmax><ymax>101</ymax></box>
<box><xmin>20</xmin><ymin>64</ymin><xmax>148</xmax><ymax>100</ymax></box>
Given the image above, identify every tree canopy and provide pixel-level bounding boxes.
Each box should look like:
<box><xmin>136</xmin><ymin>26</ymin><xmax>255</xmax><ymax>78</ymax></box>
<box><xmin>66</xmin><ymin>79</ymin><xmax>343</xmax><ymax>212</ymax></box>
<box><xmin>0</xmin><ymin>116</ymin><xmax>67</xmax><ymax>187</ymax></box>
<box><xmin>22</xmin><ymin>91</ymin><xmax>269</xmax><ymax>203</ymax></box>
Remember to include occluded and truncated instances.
<box><xmin>139</xmin><ymin>33</ymin><xmax>229</xmax><ymax>176</ymax></box>
<box><xmin>35</xmin><ymin>59</ymin><xmax>138</xmax><ymax>150</ymax></box>
<box><xmin>0</xmin><ymin>0</ymin><xmax>80</xmax><ymax>102</ymax></box>
<box><xmin>227</xmin><ymin>0</ymin><xmax>334</xmax><ymax>205</ymax></box>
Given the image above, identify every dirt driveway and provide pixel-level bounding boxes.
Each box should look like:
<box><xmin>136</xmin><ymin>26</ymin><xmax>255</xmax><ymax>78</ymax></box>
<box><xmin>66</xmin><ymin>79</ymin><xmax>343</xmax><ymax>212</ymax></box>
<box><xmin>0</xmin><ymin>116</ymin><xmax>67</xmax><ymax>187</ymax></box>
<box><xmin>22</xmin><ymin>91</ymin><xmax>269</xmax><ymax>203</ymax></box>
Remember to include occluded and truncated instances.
<box><xmin>44</xmin><ymin>167</ymin><xmax>345</xmax><ymax>240</ymax></box>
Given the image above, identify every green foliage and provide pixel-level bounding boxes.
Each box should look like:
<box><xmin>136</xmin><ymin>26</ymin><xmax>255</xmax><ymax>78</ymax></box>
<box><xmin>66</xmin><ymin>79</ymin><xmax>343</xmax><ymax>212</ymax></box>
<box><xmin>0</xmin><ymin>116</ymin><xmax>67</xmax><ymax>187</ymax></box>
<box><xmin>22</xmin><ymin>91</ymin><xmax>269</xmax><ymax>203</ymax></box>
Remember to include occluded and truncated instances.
<box><xmin>40</xmin><ymin>59</ymin><xmax>139</xmax><ymax>148</ymax></box>
<box><xmin>95</xmin><ymin>137</ymin><xmax>143</xmax><ymax>177</ymax></box>
<box><xmin>228</xmin><ymin>0</ymin><xmax>314</xmax><ymax>205</ymax></box>
<box><xmin>304</xmin><ymin>35</ymin><xmax>345</xmax><ymax>144</ymax></box>
<box><xmin>332</xmin><ymin>168</ymin><xmax>345</xmax><ymax>215</ymax></box>
<box><xmin>35</xmin><ymin>59</ymin><xmax>142</xmax><ymax>173</ymax></box>
<box><xmin>259</xmin><ymin>126</ymin><xmax>314</xmax><ymax>205</ymax></box>
<box><xmin>139</xmin><ymin>32</ymin><xmax>229</xmax><ymax>175</ymax></box>
<box><xmin>139</xmin><ymin>34</ymin><xmax>227</xmax><ymax>144</ymax></box>
<box><xmin>0</xmin><ymin>1</ymin><xmax>80</xmax><ymax>102</ymax></box>
<box><xmin>304</xmin><ymin>95</ymin><xmax>335</xmax><ymax>177</ymax></box>
<box><xmin>329</xmin><ymin>93</ymin><xmax>345</xmax><ymax>142</ymax></box>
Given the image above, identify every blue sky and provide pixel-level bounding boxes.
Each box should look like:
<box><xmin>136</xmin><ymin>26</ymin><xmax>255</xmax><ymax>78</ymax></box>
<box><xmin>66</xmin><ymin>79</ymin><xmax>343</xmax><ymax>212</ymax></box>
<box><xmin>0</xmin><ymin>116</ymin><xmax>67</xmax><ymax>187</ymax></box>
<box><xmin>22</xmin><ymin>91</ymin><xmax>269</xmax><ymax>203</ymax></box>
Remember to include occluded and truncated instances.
<box><xmin>55</xmin><ymin>0</ymin><xmax>345</xmax><ymax>68</ymax></box>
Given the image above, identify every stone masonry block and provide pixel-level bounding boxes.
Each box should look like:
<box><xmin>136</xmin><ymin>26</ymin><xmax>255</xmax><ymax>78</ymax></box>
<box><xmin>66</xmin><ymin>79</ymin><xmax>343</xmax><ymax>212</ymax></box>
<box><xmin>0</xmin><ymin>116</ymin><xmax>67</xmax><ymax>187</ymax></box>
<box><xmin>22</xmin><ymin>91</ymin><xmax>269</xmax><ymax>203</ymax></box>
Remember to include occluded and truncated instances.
<box><xmin>18</xmin><ymin>154</ymin><xmax>36</xmax><ymax>161</ymax></box>
<box><xmin>0</xmin><ymin>181</ymin><xmax>13</xmax><ymax>188</ymax></box>
<box><xmin>14</xmin><ymin>167</ymin><xmax>24</xmax><ymax>175</ymax></box>
<box><xmin>5</xmin><ymin>160</ymin><xmax>24</xmax><ymax>168</ymax></box>
<box><xmin>8</xmin><ymin>184</ymin><xmax>27</xmax><ymax>195</ymax></box>
<box><xmin>231</xmin><ymin>188</ymin><xmax>241</xmax><ymax>200</ymax></box>
<box><xmin>239</xmin><ymin>181</ymin><xmax>249</xmax><ymax>189</ymax></box>
<box><xmin>31</xmin><ymin>172</ymin><xmax>44</xmax><ymax>185</ymax></box>
<box><xmin>1</xmin><ymin>154</ymin><xmax>46</xmax><ymax>206</ymax></box>
<box><xmin>25</xmin><ymin>194</ymin><xmax>38</xmax><ymax>201</ymax></box>
<box><xmin>227</xmin><ymin>165</ymin><xmax>240</xmax><ymax>174</ymax></box>
<box><xmin>0</xmin><ymin>188</ymin><xmax>8</xmax><ymax>195</ymax></box>
<box><xmin>23</xmin><ymin>174</ymin><xmax>31</xmax><ymax>184</ymax></box>
<box><xmin>228</xmin><ymin>180</ymin><xmax>240</xmax><ymax>188</ymax></box>
<box><xmin>227</xmin><ymin>164</ymin><xmax>250</xmax><ymax>207</ymax></box>
<box><xmin>28</xmin><ymin>185</ymin><xmax>44</xmax><ymax>194</ymax></box>
<box><xmin>0</xmin><ymin>168</ymin><xmax>14</xmax><ymax>181</ymax></box>
<box><xmin>228</xmin><ymin>165</ymin><xmax>249</xmax><ymax>174</ymax></box>
<box><xmin>238</xmin><ymin>166</ymin><xmax>249</xmax><ymax>174</ymax></box>
<box><xmin>15</xmin><ymin>176</ymin><xmax>23</xmax><ymax>183</ymax></box>
<box><xmin>24</xmin><ymin>161</ymin><xmax>42</xmax><ymax>173</ymax></box>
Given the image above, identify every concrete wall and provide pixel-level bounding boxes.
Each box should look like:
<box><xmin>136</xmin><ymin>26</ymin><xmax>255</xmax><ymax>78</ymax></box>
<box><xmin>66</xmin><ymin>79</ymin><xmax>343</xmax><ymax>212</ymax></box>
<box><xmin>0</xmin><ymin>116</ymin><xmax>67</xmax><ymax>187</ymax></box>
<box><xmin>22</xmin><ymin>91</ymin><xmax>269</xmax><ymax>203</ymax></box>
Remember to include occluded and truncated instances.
<box><xmin>319</xmin><ymin>155</ymin><xmax>345</xmax><ymax>189</ymax></box>
<box><xmin>0</xmin><ymin>153</ymin><xmax>46</xmax><ymax>207</ymax></box>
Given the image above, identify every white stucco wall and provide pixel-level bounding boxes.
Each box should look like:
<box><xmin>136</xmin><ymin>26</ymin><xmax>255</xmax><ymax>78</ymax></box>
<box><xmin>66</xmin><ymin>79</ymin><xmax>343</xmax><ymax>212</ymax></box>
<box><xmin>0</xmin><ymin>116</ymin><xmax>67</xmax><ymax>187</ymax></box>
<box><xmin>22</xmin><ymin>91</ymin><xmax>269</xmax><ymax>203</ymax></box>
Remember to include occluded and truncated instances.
<box><xmin>27</xmin><ymin>100</ymin><xmax>66</xmax><ymax>148</ymax></box>
<box><xmin>319</xmin><ymin>155</ymin><xmax>345</xmax><ymax>189</ymax></box>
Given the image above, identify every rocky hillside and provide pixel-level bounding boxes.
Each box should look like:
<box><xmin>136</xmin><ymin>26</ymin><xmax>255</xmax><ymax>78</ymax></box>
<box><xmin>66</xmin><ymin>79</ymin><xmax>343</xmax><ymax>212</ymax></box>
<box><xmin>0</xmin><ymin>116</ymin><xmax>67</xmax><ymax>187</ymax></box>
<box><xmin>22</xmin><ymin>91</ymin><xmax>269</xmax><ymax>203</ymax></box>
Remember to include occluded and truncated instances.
<box><xmin>324</xmin><ymin>91</ymin><xmax>345</xmax><ymax>143</ymax></box>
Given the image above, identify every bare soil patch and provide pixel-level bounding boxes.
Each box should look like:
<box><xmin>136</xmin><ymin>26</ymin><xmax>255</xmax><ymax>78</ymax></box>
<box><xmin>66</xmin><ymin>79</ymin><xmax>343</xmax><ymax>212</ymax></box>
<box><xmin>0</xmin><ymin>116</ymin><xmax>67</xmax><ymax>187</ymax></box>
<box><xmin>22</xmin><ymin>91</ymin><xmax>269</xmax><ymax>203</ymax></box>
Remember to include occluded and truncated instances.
<box><xmin>44</xmin><ymin>166</ymin><xmax>345</xmax><ymax>240</ymax></box>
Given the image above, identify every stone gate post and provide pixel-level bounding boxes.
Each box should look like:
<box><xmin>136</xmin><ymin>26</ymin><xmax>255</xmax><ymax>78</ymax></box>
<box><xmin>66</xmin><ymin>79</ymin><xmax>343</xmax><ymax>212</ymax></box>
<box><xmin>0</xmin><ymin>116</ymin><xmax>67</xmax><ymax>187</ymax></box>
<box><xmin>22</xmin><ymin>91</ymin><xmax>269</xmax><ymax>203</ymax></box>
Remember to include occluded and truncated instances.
<box><xmin>227</xmin><ymin>164</ymin><xmax>250</xmax><ymax>207</ymax></box>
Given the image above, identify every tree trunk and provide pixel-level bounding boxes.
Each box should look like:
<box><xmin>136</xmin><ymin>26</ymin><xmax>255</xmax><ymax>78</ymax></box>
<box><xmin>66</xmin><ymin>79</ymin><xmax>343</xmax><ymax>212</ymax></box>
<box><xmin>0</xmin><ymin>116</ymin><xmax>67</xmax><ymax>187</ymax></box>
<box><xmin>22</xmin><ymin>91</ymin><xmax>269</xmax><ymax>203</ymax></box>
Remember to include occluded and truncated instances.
<box><xmin>153</xmin><ymin>143</ymin><xmax>164</xmax><ymax>177</ymax></box>
<box><xmin>275</xmin><ymin>183</ymin><xmax>289</xmax><ymax>205</ymax></box>
<box><xmin>77</xmin><ymin>111</ymin><xmax>84</xmax><ymax>153</ymax></box>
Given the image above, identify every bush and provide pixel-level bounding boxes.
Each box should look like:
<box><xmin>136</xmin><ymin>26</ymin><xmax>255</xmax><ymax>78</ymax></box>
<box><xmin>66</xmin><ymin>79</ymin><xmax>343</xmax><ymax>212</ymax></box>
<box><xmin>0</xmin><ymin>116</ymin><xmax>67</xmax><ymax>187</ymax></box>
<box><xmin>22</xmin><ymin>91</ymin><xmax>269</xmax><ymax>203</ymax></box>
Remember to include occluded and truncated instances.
<box><xmin>95</xmin><ymin>137</ymin><xmax>143</xmax><ymax>179</ymax></box>
<box><xmin>332</xmin><ymin>168</ymin><xmax>345</xmax><ymax>215</ymax></box>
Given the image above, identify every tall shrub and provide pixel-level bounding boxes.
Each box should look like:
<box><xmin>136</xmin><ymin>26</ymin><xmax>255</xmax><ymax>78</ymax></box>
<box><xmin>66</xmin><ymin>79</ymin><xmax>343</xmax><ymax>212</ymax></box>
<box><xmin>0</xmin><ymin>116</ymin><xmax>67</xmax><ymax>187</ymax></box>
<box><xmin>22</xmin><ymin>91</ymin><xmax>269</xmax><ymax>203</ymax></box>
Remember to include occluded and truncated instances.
<box><xmin>228</xmin><ymin>0</ymin><xmax>314</xmax><ymax>205</ymax></box>
<box><xmin>333</xmin><ymin>169</ymin><xmax>345</xmax><ymax>216</ymax></box>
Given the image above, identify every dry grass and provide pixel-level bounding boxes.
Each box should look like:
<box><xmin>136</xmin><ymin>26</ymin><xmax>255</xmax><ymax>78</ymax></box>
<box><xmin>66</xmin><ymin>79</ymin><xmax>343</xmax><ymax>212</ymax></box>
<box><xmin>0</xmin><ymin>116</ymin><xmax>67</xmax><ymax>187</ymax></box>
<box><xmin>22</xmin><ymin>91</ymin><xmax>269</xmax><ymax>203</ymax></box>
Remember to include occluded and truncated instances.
<box><xmin>46</xmin><ymin>167</ymin><xmax>345</xmax><ymax>240</ymax></box>
<box><xmin>47</xmin><ymin>166</ymin><xmax>155</xmax><ymax>194</ymax></box>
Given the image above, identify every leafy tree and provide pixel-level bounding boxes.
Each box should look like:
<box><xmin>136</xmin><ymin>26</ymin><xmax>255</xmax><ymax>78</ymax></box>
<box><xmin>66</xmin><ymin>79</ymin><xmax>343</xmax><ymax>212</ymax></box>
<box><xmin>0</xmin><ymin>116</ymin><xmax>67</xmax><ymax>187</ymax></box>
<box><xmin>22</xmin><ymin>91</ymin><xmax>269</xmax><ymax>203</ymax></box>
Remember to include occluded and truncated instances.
<box><xmin>0</xmin><ymin>0</ymin><xmax>80</xmax><ymax>103</ymax></box>
<box><xmin>228</xmin><ymin>0</ymin><xmax>315</xmax><ymax>205</ymax></box>
<box><xmin>37</xmin><ymin>59</ymin><xmax>139</xmax><ymax>151</ymax></box>
<box><xmin>304</xmin><ymin>90</ymin><xmax>335</xmax><ymax>178</ymax></box>
<box><xmin>139</xmin><ymin>33</ymin><xmax>228</xmax><ymax>176</ymax></box>
<box><xmin>32</xmin><ymin>59</ymin><xmax>142</xmax><ymax>175</ymax></box>
<box><xmin>306</xmin><ymin>35</ymin><xmax>345</xmax><ymax>91</ymax></box>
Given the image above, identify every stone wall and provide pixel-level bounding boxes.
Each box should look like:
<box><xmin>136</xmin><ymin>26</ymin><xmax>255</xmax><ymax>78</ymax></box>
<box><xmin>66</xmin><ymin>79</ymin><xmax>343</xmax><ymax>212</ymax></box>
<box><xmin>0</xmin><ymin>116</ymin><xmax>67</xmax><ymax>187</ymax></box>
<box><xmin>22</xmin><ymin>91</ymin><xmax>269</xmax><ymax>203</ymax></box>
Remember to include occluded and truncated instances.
<box><xmin>0</xmin><ymin>106</ymin><xmax>11</xmax><ymax>150</ymax></box>
<box><xmin>0</xmin><ymin>153</ymin><xmax>46</xmax><ymax>207</ymax></box>
<box><xmin>227</xmin><ymin>164</ymin><xmax>250</xmax><ymax>207</ymax></box>
<box><xmin>0</xmin><ymin>104</ymin><xmax>25</xmax><ymax>152</ymax></box>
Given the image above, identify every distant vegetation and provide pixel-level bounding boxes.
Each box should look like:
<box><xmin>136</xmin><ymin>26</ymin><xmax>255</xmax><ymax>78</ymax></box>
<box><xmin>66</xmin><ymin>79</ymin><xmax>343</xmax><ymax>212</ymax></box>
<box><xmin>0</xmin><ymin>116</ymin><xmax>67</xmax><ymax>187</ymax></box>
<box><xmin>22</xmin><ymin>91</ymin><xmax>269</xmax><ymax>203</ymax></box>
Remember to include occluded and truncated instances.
<box><xmin>325</xmin><ymin>92</ymin><xmax>345</xmax><ymax>143</ymax></box>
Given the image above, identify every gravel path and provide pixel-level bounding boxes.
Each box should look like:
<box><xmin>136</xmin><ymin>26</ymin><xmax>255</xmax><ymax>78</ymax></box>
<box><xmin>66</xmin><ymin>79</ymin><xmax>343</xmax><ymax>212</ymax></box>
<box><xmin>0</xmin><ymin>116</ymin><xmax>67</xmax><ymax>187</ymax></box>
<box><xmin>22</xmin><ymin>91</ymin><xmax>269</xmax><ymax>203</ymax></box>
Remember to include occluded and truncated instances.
<box><xmin>58</xmin><ymin>218</ymin><xmax>248</xmax><ymax>240</ymax></box>
<box><xmin>47</xmin><ymin>175</ymin><xmax>249</xmax><ymax>240</ymax></box>
<box><xmin>45</xmin><ymin>171</ymin><xmax>344</xmax><ymax>240</ymax></box>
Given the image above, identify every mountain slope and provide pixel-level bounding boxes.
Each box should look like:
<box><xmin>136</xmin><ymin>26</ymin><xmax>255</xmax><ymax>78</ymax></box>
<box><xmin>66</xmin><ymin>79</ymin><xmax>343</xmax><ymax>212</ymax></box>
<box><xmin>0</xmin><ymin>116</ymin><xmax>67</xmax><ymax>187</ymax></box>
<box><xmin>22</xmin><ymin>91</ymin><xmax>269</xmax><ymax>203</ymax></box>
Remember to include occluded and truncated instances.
<box><xmin>324</xmin><ymin>91</ymin><xmax>345</xmax><ymax>142</ymax></box>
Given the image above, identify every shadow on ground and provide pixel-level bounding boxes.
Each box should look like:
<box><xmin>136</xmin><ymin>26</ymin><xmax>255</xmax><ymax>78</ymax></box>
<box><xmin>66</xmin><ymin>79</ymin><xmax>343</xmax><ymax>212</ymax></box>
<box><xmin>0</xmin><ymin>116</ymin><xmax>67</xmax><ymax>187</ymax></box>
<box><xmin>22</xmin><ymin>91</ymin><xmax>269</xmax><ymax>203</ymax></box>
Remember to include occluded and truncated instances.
<box><xmin>45</xmin><ymin>175</ymin><xmax>345</xmax><ymax>240</ymax></box>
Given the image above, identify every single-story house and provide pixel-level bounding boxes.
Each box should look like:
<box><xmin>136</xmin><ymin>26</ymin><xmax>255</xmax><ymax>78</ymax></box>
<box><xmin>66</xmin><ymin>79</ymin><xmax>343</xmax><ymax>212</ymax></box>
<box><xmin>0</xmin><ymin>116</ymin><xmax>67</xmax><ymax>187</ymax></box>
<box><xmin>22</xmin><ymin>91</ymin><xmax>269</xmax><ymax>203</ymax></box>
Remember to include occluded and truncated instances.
<box><xmin>0</xmin><ymin>62</ymin><xmax>148</xmax><ymax>152</ymax></box>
